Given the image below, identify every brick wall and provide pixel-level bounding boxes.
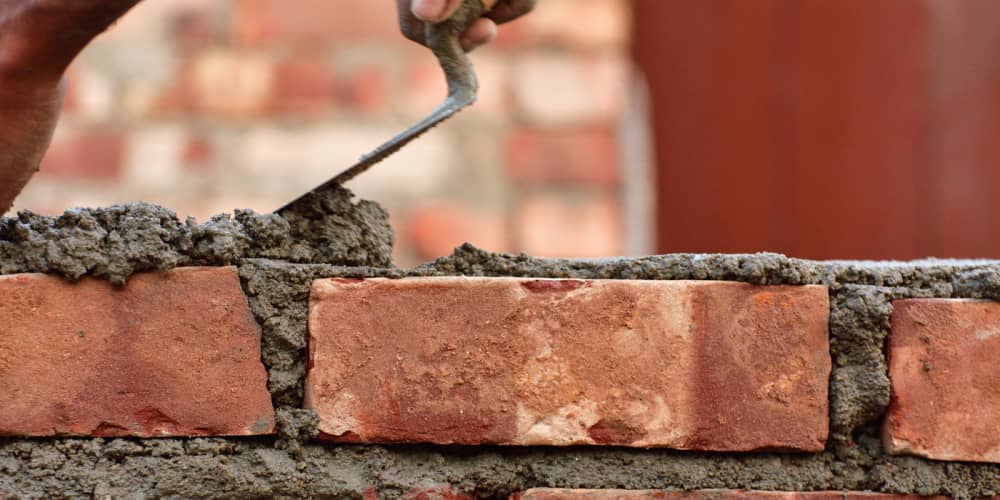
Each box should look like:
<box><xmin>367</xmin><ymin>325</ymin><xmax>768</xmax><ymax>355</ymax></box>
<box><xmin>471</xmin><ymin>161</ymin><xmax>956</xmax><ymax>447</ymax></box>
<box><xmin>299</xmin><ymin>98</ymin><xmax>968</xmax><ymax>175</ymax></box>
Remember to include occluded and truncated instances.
<box><xmin>8</xmin><ymin>0</ymin><xmax>636</xmax><ymax>266</ymax></box>
<box><xmin>1</xmin><ymin>195</ymin><xmax>999</xmax><ymax>496</ymax></box>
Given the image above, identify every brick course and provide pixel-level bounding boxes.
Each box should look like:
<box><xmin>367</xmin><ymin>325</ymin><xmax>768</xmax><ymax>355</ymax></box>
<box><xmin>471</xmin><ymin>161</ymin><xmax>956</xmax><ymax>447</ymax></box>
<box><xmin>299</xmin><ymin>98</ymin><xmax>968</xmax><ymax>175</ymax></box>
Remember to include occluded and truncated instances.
<box><xmin>305</xmin><ymin>277</ymin><xmax>830</xmax><ymax>450</ymax></box>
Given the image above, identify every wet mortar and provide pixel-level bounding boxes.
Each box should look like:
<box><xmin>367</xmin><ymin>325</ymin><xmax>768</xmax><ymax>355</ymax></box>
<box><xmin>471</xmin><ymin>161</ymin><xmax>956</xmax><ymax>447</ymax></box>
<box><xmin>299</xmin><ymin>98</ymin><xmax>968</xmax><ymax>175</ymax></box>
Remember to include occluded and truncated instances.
<box><xmin>1</xmin><ymin>189</ymin><xmax>998</xmax><ymax>499</ymax></box>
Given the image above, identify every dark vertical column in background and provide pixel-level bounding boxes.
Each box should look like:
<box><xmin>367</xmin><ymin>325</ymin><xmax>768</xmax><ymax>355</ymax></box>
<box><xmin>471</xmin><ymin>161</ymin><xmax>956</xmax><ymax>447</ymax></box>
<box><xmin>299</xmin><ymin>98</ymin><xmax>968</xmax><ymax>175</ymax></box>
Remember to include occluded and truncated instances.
<box><xmin>632</xmin><ymin>0</ymin><xmax>1000</xmax><ymax>260</ymax></box>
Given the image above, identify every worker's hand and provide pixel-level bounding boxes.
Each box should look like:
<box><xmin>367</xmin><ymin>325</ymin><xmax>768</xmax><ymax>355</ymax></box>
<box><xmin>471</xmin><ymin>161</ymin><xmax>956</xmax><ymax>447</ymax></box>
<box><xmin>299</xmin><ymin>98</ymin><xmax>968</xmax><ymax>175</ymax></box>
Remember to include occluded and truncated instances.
<box><xmin>398</xmin><ymin>0</ymin><xmax>537</xmax><ymax>52</ymax></box>
<box><xmin>0</xmin><ymin>0</ymin><xmax>141</xmax><ymax>214</ymax></box>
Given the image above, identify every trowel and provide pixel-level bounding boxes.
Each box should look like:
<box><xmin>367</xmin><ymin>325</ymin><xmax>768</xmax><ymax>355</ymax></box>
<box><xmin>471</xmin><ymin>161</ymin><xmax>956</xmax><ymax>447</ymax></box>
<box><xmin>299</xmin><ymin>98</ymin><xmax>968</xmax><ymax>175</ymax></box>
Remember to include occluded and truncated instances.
<box><xmin>275</xmin><ymin>0</ymin><xmax>494</xmax><ymax>214</ymax></box>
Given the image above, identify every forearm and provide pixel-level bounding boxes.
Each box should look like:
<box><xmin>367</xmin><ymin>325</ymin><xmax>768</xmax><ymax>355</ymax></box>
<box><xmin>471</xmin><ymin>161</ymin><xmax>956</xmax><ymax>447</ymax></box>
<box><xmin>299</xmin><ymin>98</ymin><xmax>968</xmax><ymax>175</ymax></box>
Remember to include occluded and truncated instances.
<box><xmin>0</xmin><ymin>79</ymin><xmax>64</xmax><ymax>214</ymax></box>
<box><xmin>0</xmin><ymin>0</ymin><xmax>139</xmax><ymax>214</ymax></box>
<box><xmin>1</xmin><ymin>0</ymin><xmax>141</xmax><ymax>81</ymax></box>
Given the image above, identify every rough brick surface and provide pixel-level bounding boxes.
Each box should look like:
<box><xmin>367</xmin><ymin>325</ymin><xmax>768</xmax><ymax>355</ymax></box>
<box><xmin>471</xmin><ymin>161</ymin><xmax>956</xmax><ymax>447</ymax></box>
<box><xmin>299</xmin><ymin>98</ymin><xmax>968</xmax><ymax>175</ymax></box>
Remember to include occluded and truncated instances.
<box><xmin>514</xmin><ymin>490</ymin><xmax>946</xmax><ymax>500</ymax></box>
<box><xmin>885</xmin><ymin>299</ymin><xmax>1000</xmax><ymax>463</ymax></box>
<box><xmin>306</xmin><ymin>278</ymin><xmax>830</xmax><ymax>450</ymax></box>
<box><xmin>0</xmin><ymin>267</ymin><xmax>274</xmax><ymax>437</ymax></box>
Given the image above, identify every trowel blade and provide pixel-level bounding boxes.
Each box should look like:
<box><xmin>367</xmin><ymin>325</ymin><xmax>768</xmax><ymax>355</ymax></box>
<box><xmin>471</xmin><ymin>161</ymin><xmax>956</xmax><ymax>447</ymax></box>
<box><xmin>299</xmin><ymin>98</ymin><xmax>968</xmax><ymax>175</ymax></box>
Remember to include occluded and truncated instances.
<box><xmin>274</xmin><ymin>0</ymin><xmax>488</xmax><ymax>216</ymax></box>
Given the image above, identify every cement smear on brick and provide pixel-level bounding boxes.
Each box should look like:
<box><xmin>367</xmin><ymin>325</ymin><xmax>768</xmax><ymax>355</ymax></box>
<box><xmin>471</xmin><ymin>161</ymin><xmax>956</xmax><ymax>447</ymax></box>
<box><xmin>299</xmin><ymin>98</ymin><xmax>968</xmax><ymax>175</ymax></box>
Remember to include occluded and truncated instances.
<box><xmin>3</xmin><ymin>199</ymin><xmax>1000</xmax><ymax>498</ymax></box>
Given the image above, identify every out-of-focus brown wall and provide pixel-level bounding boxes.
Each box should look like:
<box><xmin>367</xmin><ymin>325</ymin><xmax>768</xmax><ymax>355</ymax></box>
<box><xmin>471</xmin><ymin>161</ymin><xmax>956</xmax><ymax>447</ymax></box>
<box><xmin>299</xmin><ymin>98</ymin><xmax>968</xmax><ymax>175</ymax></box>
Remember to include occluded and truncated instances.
<box><xmin>634</xmin><ymin>0</ymin><xmax>1000</xmax><ymax>260</ymax></box>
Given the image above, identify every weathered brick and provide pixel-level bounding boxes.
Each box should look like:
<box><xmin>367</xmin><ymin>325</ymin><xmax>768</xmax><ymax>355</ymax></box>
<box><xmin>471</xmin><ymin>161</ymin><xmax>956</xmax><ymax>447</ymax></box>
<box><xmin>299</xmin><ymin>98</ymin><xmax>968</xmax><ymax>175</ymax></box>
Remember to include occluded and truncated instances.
<box><xmin>363</xmin><ymin>486</ymin><xmax>475</xmax><ymax>500</ymax></box>
<box><xmin>305</xmin><ymin>278</ymin><xmax>830</xmax><ymax>450</ymax></box>
<box><xmin>885</xmin><ymin>299</ymin><xmax>1000</xmax><ymax>463</ymax></box>
<box><xmin>514</xmin><ymin>490</ymin><xmax>946</xmax><ymax>500</ymax></box>
<box><xmin>0</xmin><ymin>267</ymin><xmax>275</xmax><ymax>437</ymax></box>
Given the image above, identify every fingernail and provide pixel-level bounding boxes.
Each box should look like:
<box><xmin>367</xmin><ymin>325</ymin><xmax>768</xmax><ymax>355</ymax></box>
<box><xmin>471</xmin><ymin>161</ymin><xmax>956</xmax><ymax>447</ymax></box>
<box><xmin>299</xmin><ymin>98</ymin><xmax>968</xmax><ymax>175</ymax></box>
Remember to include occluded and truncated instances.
<box><xmin>412</xmin><ymin>0</ymin><xmax>447</xmax><ymax>21</ymax></box>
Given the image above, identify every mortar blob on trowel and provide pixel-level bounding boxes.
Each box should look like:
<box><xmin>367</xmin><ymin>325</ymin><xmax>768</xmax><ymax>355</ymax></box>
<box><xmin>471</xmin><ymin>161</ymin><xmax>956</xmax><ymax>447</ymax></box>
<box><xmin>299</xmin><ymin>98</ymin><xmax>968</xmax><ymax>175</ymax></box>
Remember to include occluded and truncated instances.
<box><xmin>275</xmin><ymin>0</ymin><xmax>494</xmax><ymax>216</ymax></box>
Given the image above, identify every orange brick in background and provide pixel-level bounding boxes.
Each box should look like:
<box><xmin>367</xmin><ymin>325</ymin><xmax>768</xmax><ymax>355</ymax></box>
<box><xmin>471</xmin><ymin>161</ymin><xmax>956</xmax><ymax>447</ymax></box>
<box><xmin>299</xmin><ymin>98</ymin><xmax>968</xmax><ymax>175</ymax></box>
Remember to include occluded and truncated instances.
<box><xmin>38</xmin><ymin>128</ymin><xmax>125</xmax><ymax>180</ymax></box>
<box><xmin>505</xmin><ymin>127</ymin><xmax>620</xmax><ymax>186</ymax></box>
<box><xmin>305</xmin><ymin>277</ymin><xmax>830</xmax><ymax>450</ymax></box>
<box><xmin>885</xmin><ymin>299</ymin><xmax>1000</xmax><ymax>463</ymax></box>
<box><xmin>12</xmin><ymin>0</ymin><xmax>636</xmax><ymax>267</ymax></box>
<box><xmin>407</xmin><ymin>201</ymin><xmax>510</xmax><ymax>261</ymax></box>
<box><xmin>516</xmin><ymin>191</ymin><xmax>624</xmax><ymax>258</ymax></box>
<box><xmin>0</xmin><ymin>267</ymin><xmax>274</xmax><ymax>437</ymax></box>
<box><xmin>269</xmin><ymin>52</ymin><xmax>338</xmax><ymax>117</ymax></box>
<box><xmin>514</xmin><ymin>490</ymin><xmax>949</xmax><ymax>500</ymax></box>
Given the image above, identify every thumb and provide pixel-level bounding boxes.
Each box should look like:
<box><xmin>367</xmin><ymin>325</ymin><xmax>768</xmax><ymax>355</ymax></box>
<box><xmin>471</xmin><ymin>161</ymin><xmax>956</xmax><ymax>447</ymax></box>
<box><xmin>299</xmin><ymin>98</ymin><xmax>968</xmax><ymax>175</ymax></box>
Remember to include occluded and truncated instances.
<box><xmin>411</xmin><ymin>0</ymin><xmax>465</xmax><ymax>23</ymax></box>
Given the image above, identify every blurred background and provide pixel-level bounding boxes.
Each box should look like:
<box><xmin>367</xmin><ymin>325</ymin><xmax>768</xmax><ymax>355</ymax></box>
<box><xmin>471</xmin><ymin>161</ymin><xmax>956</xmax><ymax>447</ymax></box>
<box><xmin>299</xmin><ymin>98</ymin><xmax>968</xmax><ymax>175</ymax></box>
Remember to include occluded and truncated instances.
<box><xmin>9</xmin><ymin>0</ymin><xmax>1000</xmax><ymax>264</ymax></box>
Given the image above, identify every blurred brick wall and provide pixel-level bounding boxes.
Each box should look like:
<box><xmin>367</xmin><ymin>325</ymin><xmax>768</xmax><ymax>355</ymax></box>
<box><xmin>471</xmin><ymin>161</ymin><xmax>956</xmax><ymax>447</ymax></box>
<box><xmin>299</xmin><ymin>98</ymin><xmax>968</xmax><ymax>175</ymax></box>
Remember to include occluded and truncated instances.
<box><xmin>11</xmin><ymin>0</ymin><xmax>635</xmax><ymax>266</ymax></box>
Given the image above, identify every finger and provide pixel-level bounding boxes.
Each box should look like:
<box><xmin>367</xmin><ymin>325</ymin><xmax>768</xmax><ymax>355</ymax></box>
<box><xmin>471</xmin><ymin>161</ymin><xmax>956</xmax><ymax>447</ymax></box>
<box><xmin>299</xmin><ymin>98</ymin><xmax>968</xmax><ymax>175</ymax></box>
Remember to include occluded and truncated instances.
<box><xmin>485</xmin><ymin>0</ymin><xmax>537</xmax><ymax>25</ymax></box>
<box><xmin>460</xmin><ymin>17</ymin><xmax>498</xmax><ymax>52</ymax></box>
<box><xmin>411</xmin><ymin>0</ymin><xmax>464</xmax><ymax>23</ymax></box>
<box><xmin>397</xmin><ymin>0</ymin><xmax>428</xmax><ymax>45</ymax></box>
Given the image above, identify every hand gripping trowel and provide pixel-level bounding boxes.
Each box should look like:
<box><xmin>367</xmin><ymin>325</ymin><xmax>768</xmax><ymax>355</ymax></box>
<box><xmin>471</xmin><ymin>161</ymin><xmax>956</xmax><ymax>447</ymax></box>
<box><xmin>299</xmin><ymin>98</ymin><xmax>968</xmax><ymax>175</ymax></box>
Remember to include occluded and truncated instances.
<box><xmin>275</xmin><ymin>0</ymin><xmax>494</xmax><ymax>214</ymax></box>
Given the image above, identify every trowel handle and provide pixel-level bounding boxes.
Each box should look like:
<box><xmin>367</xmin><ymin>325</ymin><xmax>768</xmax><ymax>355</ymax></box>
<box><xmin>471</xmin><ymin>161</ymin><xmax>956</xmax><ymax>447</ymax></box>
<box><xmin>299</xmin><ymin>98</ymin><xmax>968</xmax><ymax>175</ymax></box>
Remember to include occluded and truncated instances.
<box><xmin>274</xmin><ymin>0</ymin><xmax>498</xmax><ymax>210</ymax></box>
<box><xmin>432</xmin><ymin>0</ymin><xmax>496</xmax><ymax>34</ymax></box>
<box><xmin>425</xmin><ymin>0</ymin><xmax>495</xmax><ymax>101</ymax></box>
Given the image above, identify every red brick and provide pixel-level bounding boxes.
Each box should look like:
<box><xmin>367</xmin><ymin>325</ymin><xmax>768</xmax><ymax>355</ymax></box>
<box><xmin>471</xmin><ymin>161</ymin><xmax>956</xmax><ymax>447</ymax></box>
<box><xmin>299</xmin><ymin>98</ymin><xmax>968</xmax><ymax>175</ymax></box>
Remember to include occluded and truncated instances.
<box><xmin>345</xmin><ymin>65</ymin><xmax>391</xmax><ymax>114</ymax></box>
<box><xmin>400</xmin><ymin>58</ymin><xmax>450</xmax><ymax>120</ymax></box>
<box><xmin>170</xmin><ymin>6</ymin><xmax>224</xmax><ymax>47</ymax></box>
<box><xmin>38</xmin><ymin>128</ymin><xmax>125</xmax><ymax>180</ymax></box>
<box><xmin>270</xmin><ymin>53</ymin><xmax>337</xmax><ymax>116</ymax></box>
<box><xmin>505</xmin><ymin>127</ymin><xmax>620</xmax><ymax>186</ymax></box>
<box><xmin>885</xmin><ymin>299</ymin><xmax>1000</xmax><ymax>463</ymax></box>
<box><xmin>232</xmin><ymin>0</ymin><xmax>399</xmax><ymax>46</ymax></box>
<box><xmin>182</xmin><ymin>136</ymin><xmax>214</xmax><ymax>171</ymax></box>
<box><xmin>509</xmin><ymin>0</ymin><xmax>630</xmax><ymax>50</ymax></box>
<box><xmin>402</xmin><ymin>487</ymin><xmax>475</xmax><ymax>500</ymax></box>
<box><xmin>0</xmin><ymin>268</ymin><xmax>275</xmax><ymax>437</ymax></box>
<box><xmin>305</xmin><ymin>278</ymin><xmax>830</xmax><ymax>450</ymax></box>
<box><xmin>514</xmin><ymin>490</ymin><xmax>945</xmax><ymax>500</ymax></box>
<box><xmin>407</xmin><ymin>202</ymin><xmax>509</xmax><ymax>260</ymax></box>
<box><xmin>513</xmin><ymin>54</ymin><xmax>628</xmax><ymax>126</ymax></box>
<box><xmin>191</xmin><ymin>49</ymin><xmax>274</xmax><ymax>118</ymax></box>
<box><xmin>515</xmin><ymin>191</ymin><xmax>624</xmax><ymax>258</ymax></box>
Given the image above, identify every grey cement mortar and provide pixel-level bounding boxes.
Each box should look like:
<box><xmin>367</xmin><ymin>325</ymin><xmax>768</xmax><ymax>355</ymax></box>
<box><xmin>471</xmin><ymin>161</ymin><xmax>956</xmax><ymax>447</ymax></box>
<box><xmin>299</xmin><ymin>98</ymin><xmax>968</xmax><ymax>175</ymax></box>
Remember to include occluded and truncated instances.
<box><xmin>0</xmin><ymin>186</ymin><xmax>393</xmax><ymax>285</ymax></box>
<box><xmin>3</xmin><ymin>195</ymin><xmax>1000</xmax><ymax>498</ymax></box>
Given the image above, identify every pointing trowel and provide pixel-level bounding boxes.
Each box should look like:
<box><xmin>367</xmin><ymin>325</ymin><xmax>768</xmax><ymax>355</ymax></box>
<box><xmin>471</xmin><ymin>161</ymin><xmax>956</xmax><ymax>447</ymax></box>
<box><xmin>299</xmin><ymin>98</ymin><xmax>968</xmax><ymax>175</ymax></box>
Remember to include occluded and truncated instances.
<box><xmin>275</xmin><ymin>0</ymin><xmax>494</xmax><ymax>214</ymax></box>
